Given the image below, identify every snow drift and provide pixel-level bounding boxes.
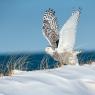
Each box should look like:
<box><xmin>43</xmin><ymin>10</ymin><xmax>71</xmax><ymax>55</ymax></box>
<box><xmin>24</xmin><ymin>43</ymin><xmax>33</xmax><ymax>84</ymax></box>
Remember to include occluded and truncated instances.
<box><xmin>0</xmin><ymin>64</ymin><xmax>95</xmax><ymax>95</ymax></box>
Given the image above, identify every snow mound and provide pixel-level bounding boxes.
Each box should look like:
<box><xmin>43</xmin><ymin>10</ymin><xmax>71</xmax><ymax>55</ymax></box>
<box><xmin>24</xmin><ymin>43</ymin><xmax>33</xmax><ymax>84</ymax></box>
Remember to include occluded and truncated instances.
<box><xmin>0</xmin><ymin>64</ymin><xmax>95</xmax><ymax>95</ymax></box>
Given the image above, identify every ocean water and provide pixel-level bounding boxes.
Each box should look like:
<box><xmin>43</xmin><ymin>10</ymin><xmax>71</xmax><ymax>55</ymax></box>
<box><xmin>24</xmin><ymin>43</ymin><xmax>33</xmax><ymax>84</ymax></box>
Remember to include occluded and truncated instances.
<box><xmin>0</xmin><ymin>51</ymin><xmax>95</xmax><ymax>73</ymax></box>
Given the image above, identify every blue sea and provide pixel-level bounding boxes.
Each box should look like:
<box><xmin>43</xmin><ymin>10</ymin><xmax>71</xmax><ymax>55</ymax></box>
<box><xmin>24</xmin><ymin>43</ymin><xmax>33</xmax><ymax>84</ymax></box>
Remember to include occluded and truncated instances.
<box><xmin>0</xmin><ymin>51</ymin><xmax>95</xmax><ymax>73</ymax></box>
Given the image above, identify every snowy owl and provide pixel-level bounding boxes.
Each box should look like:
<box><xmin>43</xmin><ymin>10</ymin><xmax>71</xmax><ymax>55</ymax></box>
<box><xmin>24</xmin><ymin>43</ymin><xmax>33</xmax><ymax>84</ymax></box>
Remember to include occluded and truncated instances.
<box><xmin>42</xmin><ymin>8</ymin><xmax>81</xmax><ymax>65</ymax></box>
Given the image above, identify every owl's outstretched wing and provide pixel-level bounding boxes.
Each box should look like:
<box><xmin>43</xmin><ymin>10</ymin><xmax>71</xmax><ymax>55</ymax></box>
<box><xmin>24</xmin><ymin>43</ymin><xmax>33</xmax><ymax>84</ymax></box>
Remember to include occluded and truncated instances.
<box><xmin>42</xmin><ymin>8</ymin><xmax>59</xmax><ymax>49</ymax></box>
<box><xmin>57</xmin><ymin>9</ymin><xmax>80</xmax><ymax>53</ymax></box>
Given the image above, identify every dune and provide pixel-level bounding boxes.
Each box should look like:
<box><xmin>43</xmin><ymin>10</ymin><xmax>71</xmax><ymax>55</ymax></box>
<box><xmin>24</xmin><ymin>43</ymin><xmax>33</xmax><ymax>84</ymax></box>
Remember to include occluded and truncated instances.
<box><xmin>0</xmin><ymin>64</ymin><xmax>95</xmax><ymax>95</ymax></box>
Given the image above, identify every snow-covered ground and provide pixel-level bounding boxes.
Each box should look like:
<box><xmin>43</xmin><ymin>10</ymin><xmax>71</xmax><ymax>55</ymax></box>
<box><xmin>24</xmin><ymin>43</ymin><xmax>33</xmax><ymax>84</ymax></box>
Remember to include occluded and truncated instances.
<box><xmin>0</xmin><ymin>64</ymin><xmax>95</xmax><ymax>95</ymax></box>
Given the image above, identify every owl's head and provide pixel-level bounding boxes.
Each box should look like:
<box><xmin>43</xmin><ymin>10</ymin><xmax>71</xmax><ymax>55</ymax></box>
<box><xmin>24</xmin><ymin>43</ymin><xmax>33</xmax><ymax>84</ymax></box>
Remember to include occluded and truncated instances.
<box><xmin>45</xmin><ymin>47</ymin><xmax>54</xmax><ymax>56</ymax></box>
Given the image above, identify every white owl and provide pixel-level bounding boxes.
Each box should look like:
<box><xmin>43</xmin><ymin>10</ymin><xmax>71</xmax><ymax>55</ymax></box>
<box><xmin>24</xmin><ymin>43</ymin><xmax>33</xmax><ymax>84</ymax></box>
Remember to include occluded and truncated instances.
<box><xmin>42</xmin><ymin>8</ymin><xmax>81</xmax><ymax>65</ymax></box>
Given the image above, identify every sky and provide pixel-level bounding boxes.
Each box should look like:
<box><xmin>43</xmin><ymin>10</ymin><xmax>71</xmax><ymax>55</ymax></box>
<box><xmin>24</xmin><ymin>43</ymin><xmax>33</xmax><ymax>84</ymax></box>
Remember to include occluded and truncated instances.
<box><xmin>0</xmin><ymin>0</ymin><xmax>95</xmax><ymax>53</ymax></box>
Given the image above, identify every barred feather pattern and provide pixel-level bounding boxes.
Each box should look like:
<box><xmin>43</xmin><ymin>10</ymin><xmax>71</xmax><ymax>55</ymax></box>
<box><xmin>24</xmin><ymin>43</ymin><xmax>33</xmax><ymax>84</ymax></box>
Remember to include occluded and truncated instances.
<box><xmin>43</xmin><ymin>8</ymin><xmax>59</xmax><ymax>49</ymax></box>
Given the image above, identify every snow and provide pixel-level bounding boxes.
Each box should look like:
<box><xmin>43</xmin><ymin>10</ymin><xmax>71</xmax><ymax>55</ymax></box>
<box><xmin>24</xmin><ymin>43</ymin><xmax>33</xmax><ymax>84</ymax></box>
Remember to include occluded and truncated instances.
<box><xmin>0</xmin><ymin>64</ymin><xmax>95</xmax><ymax>95</ymax></box>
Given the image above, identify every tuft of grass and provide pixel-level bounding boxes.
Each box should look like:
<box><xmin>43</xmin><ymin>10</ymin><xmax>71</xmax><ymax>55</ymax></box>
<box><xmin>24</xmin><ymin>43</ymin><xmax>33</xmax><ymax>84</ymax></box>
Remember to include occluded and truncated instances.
<box><xmin>0</xmin><ymin>55</ymin><xmax>30</xmax><ymax>76</ymax></box>
<box><xmin>40</xmin><ymin>55</ymin><xmax>49</xmax><ymax>70</ymax></box>
<box><xmin>40</xmin><ymin>55</ymin><xmax>61</xmax><ymax>70</ymax></box>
